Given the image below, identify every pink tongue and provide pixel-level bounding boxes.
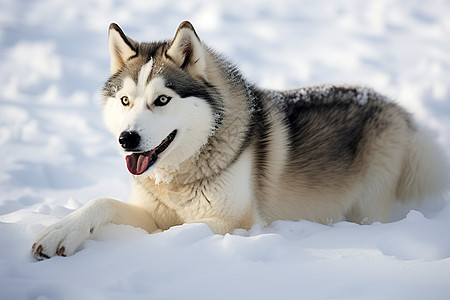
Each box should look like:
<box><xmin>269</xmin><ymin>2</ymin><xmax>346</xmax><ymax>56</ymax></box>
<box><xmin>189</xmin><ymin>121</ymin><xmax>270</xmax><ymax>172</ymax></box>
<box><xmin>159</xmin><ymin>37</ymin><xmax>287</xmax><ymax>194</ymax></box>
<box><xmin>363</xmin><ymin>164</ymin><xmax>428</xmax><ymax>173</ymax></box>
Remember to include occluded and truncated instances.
<box><xmin>126</xmin><ymin>152</ymin><xmax>152</xmax><ymax>175</ymax></box>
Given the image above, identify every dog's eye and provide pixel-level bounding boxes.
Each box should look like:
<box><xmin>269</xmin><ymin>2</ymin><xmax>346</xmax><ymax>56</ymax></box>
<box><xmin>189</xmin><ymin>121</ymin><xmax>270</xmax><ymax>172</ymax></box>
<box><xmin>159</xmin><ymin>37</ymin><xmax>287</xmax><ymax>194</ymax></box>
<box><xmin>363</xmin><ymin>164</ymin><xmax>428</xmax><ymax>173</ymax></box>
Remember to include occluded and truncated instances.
<box><xmin>154</xmin><ymin>95</ymin><xmax>172</xmax><ymax>107</ymax></box>
<box><xmin>121</xmin><ymin>96</ymin><xmax>130</xmax><ymax>106</ymax></box>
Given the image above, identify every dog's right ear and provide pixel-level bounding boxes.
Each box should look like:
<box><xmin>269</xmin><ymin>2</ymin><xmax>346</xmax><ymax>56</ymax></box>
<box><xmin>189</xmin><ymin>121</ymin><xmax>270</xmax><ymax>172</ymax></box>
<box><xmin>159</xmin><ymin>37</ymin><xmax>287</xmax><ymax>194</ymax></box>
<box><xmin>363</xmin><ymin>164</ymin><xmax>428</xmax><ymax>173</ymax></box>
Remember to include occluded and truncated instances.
<box><xmin>108</xmin><ymin>23</ymin><xmax>138</xmax><ymax>75</ymax></box>
<box><xmin>166</xmin><ymin>21</ymin><xmax>207</xmax><ymax>80</ymax></box>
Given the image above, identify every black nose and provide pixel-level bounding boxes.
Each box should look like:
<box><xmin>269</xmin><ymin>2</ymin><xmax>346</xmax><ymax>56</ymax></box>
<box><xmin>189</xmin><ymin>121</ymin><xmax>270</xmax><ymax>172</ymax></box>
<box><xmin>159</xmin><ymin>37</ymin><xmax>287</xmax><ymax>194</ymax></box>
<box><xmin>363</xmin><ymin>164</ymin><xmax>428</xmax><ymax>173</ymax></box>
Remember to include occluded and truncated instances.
<box><xmin>119</xmin><ymin>131</ymin><xmax>140</xmax><ymax>150</ymax></box>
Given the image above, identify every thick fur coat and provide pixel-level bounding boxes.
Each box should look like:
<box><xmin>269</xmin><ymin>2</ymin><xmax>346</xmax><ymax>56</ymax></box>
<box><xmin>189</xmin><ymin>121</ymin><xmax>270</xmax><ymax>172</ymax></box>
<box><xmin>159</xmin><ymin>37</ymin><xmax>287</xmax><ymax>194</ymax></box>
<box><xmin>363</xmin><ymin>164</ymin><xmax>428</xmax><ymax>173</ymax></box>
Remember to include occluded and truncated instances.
<box><xmin>32</xmin><ymin>21</ymin><xmax>449</xmax><ymax>259</ymax></box>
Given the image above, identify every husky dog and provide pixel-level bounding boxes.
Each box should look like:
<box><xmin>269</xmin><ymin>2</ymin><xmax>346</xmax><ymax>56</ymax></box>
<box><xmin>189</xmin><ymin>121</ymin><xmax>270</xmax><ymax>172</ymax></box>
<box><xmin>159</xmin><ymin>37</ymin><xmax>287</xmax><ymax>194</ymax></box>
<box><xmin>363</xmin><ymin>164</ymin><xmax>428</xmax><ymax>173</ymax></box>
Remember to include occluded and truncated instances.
<box><xmin>32</xmin><ymin>21</ymin><xmax>448</xmax><ymax>259</ymax></box>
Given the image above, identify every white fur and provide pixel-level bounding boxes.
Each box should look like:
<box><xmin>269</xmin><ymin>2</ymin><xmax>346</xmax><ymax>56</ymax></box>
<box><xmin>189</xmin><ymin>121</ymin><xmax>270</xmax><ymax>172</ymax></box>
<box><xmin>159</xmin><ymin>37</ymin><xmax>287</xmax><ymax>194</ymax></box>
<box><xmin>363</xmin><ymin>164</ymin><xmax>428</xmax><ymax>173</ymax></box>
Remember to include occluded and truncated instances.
<box><xmin>32</xmin><ymin>21</ymin><xmax>449</xmax><ymax>260</ymax></box>
<box><xmin>32</xmin><ymin>198</ymin><xmax>157</xmax><ymax>258</ymax></box>
<box><xmin>104</xmin><ymin>73</ymin><xmax>214</xmax><ymax>179</ymax></box>
<box><xmin>128</xmin><ymin>147</ymin><xmax>261</xmax><ymax>234</ymax></box>
<box><xmin>137</xmin><ymin>59</ymin><xmax>153</xmax><ymax>94</ymax></box>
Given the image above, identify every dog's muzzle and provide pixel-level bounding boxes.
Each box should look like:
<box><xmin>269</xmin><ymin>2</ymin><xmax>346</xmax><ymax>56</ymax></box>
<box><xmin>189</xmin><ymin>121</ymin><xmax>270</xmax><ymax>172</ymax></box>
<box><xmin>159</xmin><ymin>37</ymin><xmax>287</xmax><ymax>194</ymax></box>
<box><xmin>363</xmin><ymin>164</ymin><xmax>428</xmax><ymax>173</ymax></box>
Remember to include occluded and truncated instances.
<box><xmin>119</xmin><ymin>130</ymin><xmax>177</xmax><ymax>175</ymax></box>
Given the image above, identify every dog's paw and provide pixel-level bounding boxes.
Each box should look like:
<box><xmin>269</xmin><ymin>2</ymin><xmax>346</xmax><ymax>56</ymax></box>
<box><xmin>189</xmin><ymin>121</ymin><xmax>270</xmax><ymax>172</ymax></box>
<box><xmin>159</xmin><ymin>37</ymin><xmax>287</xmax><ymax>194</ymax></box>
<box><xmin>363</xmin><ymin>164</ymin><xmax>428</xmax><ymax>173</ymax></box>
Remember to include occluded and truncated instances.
<box><xmin>31</xmin><ymin>198</ymin><xmax>147</xmax><ymax>259</ymax></box>
<box><xmin>31</xmin><ymin>215</ymin><xmax>92</xmax><ymax>260</ymax></box>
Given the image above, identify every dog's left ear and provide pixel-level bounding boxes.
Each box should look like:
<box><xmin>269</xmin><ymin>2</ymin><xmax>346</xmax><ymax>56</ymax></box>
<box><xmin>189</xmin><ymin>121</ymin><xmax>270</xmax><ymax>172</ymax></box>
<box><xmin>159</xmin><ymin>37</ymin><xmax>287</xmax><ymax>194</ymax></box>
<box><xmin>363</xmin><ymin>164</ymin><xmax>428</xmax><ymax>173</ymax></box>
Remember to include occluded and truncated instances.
<box><xmin>166</xmin><ymin>21</ymin><xmax>207</xmax><ymax>79</ymax></box>
<box><xmin>108</xmin><ymin>23</ymin><xmax>138</xmax><ymax>75</ymax></box>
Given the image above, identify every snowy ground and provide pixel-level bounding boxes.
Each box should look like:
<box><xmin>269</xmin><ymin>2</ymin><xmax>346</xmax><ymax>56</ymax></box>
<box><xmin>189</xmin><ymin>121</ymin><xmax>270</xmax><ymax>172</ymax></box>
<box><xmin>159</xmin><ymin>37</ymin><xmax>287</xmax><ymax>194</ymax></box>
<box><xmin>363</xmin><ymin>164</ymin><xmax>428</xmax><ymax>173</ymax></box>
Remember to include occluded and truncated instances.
<box><xmin>1</xmin><ymin>0</ymin><xmax>450</xmax><ymax>299</ymax></box>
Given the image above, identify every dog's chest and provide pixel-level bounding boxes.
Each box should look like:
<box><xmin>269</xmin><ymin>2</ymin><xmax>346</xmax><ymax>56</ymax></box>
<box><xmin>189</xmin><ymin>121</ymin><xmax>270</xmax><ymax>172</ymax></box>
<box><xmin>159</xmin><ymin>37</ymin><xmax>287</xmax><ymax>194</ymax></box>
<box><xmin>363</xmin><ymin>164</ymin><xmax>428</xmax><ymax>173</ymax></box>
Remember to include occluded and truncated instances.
<box><xmin>136</xmin><ymin>176</ymin><xmax>219</xmax><ymax>218</ymax></box>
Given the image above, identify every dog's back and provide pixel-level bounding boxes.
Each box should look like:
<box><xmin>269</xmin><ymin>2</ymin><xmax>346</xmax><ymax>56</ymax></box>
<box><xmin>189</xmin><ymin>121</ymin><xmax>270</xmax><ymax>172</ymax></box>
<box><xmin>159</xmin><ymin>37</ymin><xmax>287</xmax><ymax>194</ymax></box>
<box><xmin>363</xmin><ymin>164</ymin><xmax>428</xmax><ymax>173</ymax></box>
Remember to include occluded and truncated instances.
<box><xmin>254</xmin><ymin>85</ymin><xmax>449</xmax><ymax>224</ymax></box>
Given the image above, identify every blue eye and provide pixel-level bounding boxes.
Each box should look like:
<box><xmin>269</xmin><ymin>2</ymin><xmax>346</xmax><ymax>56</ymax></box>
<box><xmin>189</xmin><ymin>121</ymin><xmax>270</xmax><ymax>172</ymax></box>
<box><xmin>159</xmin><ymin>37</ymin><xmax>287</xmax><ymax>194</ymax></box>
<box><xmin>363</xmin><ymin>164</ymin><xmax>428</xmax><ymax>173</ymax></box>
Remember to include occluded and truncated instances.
<box><xmin>154</xmin><ymin>95</ymin><xmax>172</xmax><ymax>106</ymax></box>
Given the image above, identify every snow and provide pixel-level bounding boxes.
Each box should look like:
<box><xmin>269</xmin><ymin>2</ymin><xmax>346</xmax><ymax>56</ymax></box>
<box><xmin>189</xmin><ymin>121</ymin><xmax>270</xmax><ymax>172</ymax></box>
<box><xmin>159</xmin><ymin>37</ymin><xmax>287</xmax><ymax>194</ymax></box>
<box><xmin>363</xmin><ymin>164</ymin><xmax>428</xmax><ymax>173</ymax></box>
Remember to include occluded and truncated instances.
<box><xmin>1</xmin><ymin>0</ymin><xmax>450</xmax><ymax>299</ymax></box>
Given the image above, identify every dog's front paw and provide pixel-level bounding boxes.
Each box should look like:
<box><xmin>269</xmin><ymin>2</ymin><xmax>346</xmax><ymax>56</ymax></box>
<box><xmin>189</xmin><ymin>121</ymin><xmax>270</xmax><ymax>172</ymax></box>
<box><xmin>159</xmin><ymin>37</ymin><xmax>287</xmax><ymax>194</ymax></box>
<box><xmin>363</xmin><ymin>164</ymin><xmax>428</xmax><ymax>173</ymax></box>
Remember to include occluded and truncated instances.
<box><xmin>32</xmin><ymin>215</ymin><xmax>92</xmax><ymax>260</ymax></box>
<box><xmin>31</xmin><ymin>198</ymin><xmax>150</xmax><ymax>259</ymax></box>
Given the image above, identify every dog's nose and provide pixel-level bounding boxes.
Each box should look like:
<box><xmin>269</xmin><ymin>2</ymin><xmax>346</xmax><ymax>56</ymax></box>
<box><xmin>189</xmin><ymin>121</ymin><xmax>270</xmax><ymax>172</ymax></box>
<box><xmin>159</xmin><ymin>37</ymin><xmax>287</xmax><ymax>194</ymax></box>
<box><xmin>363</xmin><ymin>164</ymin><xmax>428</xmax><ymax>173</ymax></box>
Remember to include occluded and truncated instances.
<box><xmin>119</xmin><ymin>131</ymin><xmax>140</xmax><ymax>150</ymax></box>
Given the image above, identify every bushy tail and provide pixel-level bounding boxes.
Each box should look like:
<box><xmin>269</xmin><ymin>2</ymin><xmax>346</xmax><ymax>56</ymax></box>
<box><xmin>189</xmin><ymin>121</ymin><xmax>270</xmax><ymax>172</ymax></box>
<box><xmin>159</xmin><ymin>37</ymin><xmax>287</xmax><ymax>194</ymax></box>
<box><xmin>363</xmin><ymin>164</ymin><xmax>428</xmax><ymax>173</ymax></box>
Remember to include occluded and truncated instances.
<box><xmin>396</xmin><ymin>128</ymin><xmax>450</xmax><ymax>204</ymax></box>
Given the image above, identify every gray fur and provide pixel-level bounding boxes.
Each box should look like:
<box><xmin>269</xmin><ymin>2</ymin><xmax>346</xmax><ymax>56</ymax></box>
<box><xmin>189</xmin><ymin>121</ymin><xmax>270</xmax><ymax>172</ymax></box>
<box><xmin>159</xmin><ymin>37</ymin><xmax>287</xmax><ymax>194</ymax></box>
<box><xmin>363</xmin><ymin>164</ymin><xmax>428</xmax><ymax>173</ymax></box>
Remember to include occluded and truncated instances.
<box><xmin>32</xmin><ymin>21</ymin><xmax>449</xmax><ymax>259</ymax></box>
<box><xmin>102</xmin><ymin>22</ymin><xmax>448</xmax><ymax>226</ymax></box>
<box><xmin>103</xmin><ymin>23</ymin><xmax>448</xmax><ymax>225</ymax></box>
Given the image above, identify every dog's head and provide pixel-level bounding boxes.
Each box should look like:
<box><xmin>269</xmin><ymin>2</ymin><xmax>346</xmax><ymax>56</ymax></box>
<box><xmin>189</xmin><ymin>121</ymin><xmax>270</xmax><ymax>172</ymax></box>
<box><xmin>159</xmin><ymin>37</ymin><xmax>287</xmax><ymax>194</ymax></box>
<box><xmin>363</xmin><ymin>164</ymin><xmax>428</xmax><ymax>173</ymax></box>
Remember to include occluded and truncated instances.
<box><xmin>102</xmin><ymin>22</ymin><xmax>222</xmax><ymax>177</ymax></box>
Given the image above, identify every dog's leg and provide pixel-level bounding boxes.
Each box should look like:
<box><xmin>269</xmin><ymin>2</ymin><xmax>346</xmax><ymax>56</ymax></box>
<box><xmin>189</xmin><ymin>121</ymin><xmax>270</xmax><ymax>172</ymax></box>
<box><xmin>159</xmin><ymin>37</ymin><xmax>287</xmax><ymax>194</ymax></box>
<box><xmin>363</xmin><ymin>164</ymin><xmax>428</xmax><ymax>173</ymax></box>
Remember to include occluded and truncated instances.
<box><xmin>32</xmin><ymin>198</ymin><xmax>157</xmax><ymax>260</ymax></box>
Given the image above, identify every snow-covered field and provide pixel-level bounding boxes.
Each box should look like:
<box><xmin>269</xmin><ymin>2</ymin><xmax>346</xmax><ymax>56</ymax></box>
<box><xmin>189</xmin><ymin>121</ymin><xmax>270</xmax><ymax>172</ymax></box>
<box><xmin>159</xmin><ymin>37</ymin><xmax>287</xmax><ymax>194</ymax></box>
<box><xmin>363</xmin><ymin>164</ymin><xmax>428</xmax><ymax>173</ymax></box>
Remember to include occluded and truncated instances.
<box><xmin>1</xmin><ymin>0</ymin><xmax>450</xmax><ymax>299</ymax></box>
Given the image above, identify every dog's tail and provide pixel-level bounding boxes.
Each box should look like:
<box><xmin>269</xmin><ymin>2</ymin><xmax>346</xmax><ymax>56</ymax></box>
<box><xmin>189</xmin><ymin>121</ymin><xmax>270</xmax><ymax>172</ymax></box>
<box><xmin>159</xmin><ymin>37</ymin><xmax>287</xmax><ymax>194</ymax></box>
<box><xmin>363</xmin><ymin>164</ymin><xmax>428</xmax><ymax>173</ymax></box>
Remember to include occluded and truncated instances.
<box><xmin>396</xmin><ymin>127</ymin><xmax>450</xmax><ymax>204</ymax></box>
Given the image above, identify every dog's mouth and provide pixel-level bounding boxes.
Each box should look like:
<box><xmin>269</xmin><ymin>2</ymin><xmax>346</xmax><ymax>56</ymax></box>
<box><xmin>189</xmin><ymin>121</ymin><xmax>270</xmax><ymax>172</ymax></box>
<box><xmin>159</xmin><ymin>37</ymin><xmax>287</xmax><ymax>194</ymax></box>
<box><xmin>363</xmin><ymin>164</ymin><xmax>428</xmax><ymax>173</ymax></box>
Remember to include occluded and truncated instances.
<box><xmin>125</xmin><ymin>130</ymin><xmax>177</xmax><ymax>175</ymax></box>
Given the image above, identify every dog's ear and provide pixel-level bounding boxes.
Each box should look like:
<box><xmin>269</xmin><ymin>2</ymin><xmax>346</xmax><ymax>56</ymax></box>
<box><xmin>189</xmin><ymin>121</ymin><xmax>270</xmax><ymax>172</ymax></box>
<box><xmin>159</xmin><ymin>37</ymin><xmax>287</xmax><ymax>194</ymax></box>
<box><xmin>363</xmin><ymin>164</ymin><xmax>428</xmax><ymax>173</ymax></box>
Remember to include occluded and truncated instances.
<box><xmin>108</xmin><ymin>23</ymin><xmax>138</xmax><ymax>75</ymax></box>
<box><xmin>166</xmin><ymin>21</ymin><xmax>206</xmax><ymax>79</ymax></box>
